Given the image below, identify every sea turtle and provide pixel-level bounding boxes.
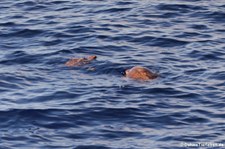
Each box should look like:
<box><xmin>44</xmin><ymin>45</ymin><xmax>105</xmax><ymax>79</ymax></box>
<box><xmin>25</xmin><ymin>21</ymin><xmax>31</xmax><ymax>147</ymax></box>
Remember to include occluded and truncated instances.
<box><xmin>125</xmin><ymin>66</ymin><xmax>157</xmax><ymax>81</ymax></box>
<box><xmin>65</xmin><ymin>55</ymin><xmax>97</xmax><ymax>67</ymax></box>
<box><xmin>65</xmin><ymin>56</ymin><xmax>157</xmax><ymax>81</ymax></box>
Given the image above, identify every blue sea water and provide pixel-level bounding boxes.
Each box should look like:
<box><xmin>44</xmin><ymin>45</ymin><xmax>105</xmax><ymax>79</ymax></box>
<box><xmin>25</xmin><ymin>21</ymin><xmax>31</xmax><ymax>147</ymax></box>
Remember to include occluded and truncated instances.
<box><xmin>1</xmin><ymin>0</ymin><xmax>225</xmax><ymax>148</ymax></box>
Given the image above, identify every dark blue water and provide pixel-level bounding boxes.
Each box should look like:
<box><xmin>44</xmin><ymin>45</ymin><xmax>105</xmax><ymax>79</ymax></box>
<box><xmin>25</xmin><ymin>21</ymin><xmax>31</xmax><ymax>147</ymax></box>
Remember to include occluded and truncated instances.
<box><xmin>1</xmin><ymin>0</ymin><xmax>225</xmax><ymax>148</ymax></box>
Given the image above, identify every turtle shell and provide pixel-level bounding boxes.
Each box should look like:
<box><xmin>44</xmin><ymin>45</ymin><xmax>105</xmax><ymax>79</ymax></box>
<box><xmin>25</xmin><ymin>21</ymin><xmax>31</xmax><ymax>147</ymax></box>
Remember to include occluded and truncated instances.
<box><xmin>65</xmin><ymin>55</ymin><xmax>97</xmax><ymax>67</ymax></box>
<box><xmin>125</xmin><ymin>66</ymin><xmax>157</xmax><ymax>80</ymax></box>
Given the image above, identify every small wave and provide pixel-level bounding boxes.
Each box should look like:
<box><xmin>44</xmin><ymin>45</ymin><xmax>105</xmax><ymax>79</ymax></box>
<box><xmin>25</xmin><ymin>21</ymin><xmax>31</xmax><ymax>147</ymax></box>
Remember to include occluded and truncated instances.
<box><xmin>207</xmin><ymin>11</ymin><xmax>225</xmax><ymax>20</ymax></box>
<box><xmin>130</xmin><ymin>36</ymin><xmax>189</xmax><ymax>47</ymax></box>
<box><xmin>190</xmin><ymin>24</ymin><xmax>208</xmax><ymax>30</ymax></box>
<box><xmin>95</xmin><ymin>7</ymin><xmax>132</xmax><ymax>13</ymax></box>
<box><xmin>76</xmin><ymin>145</ymin><xmax>111</xmax><ymax>149</ymax></box>
<box><xmin>14</xmin><ymin>1</ymin><xmax>36</xmax><ymax>6</ymax></box>
<box><xmin>116</xmin><ymin>1</ymin><xmax>136</xmax><ymax>5</ymax></box>
<box><xmin>13</xmin><ymin>1</ymin><xmax>47</xmax><ymax>12</ymax></box>
<box><xmin>0</xmin><ymin>54</ymin><xmax>32</xmax><ymax>65</ymax></box>
<box><xmin>191</xmin><ymin>10</ymin><xmax>225</xmax><ymax>23</ymax></box>
<box><xmin>156</xmin><ymin>4</ymin><xmax>206</xmax><ymax>13</ymax></box>
<box><xmin>0</xmin><ymin>80</ymin><xmax>23</xmax><ymax>90</ymax></box>
<box><xmin>1</xmin><ymin>29</ymin><xmax>44</xmax><ymax>38</ymax></box>
<box><xmin>0</xmin><ymin>22</ymin><xmax>16</xmax><ymax>26</ymax></box>
<box><xmin>42</xmin><ymin>39</ymin><xmax>63</xmax><ymax>46</ymax></box>
<box><xmin>49</xmin><ymin>1</ymin><xmax>69</xmax><ymax>5</ymax></box>
<box><xmin>181</xmin><ymin>115</ymin><xmax>209</xmax><ymax>123</ymax></box>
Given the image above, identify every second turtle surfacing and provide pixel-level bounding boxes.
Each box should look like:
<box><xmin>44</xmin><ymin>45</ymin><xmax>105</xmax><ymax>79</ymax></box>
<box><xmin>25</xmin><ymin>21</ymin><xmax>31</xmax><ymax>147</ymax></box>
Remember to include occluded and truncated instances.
<box><xmin>125</xmin><ymin>66</ymin><xmax>157</xmax><ymax>81</ymax></box>
<box><xmin>65</xmin><ymin>55</ymin><xmax>97</xmax><ymax>67</ymax></box>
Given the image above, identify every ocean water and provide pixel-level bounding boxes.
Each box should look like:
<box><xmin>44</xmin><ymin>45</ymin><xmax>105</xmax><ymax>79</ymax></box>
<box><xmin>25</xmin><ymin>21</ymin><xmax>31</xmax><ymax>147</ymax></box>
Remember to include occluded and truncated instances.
<box><xmin>1</xmin><ymin>0</ymin><xmax>225</xmax><ymax>148</ymax></box>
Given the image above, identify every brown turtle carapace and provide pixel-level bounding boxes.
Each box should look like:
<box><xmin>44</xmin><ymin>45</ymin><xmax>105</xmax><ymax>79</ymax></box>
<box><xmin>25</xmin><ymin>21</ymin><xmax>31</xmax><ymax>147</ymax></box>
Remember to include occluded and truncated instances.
<box><xmin>65</xmin><ymin>55</ymin><xmax>97</xmax><ymax>67</ymax></box>
<box><xmin>125</xmin><ymin>66</ymin><xmax>158</xmax><ymax>81</ymax></box>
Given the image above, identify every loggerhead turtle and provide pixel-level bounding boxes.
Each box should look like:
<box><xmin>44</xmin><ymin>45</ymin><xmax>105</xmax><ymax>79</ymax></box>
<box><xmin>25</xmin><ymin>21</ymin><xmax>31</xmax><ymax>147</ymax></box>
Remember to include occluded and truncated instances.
<box><xmin>65</xmin><ymin>56</ymin><xmax>157</xmax><ymax>81</ymax></box>
<box><xmin>65</xmin><ymin>55</ymin><xmax>97</xmax><ymax>67</ymax></box>
<box><xmin>125</xmin><ymin>66</ymin><xmax>157</xmax><ymax>81</ymax></box>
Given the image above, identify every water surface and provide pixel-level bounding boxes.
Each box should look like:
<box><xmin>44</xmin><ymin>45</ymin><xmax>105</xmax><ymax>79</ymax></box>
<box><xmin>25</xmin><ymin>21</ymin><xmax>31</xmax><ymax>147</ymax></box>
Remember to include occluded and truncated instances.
<box><xmin>1</xmin><ymin>0</ymin><xmax>225</xmax><ymax>148</ymax></box>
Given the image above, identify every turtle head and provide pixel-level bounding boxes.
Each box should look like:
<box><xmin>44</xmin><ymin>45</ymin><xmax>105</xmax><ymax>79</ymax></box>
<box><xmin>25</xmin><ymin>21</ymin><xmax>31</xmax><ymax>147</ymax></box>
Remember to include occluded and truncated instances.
<box><xmin>125</xmin><ymin>69</ymin><xmax>130</xmax><ymax>76</ymax></box>
<box><xmin>87</xmin><ymin>55</ymin><xmax>97</xmax><ymax>61</ymax></box>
